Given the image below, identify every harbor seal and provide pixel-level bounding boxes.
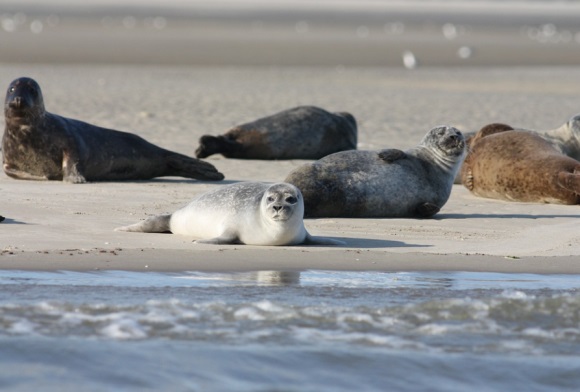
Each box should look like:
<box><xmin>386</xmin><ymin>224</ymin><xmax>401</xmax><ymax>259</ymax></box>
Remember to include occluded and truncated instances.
<box><xmin>285</xmin><ymin>125</ymin><xmax>466</xmax><ymax>218</ymax></box>
<box><xmin>461</xmin><ymin>124</ymin><xmax>580</xmax><ymax>204</ymax></box>
<box><xmin>2</xmin><ymin>77</ymin><xmax>224</xmax><ymax>183</ymax></box>
<box><xmin>115</xmin><ymin>182</ymin><xmax>344</xmax><ymax>246</ymax></box>
<box><xmin>195</xmin><ymin>105</ymin><xmax>357</xmax><ymax>160</ymax></box>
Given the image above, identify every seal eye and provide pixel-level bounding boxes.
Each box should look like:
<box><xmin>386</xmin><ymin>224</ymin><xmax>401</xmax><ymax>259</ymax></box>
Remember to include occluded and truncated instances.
<box><xmin>285</xmin><ymin>196</ymin><xmax>297</xmax><ymax>204</ymax></box>
<box><xmin>9</xmin><ymin>87</ymin><xmax>15</xmax><ymax>93</ymax></box>
<box><xmin>267</xmin><ymin>196</ymin><xmax>275</xmax><ymax>203</ymax></box>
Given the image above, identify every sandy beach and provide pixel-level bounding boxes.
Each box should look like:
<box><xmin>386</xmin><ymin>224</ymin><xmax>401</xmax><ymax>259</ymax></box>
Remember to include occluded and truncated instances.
<box><xmin>1</xmin><ymin>64</ymin><xmax>579</xmax><ymax>273</ymax></box>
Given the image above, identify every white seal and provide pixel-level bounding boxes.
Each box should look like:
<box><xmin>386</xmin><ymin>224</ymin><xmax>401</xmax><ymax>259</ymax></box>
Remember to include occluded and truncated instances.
<box><xmin>115</xmin><ymin>182</ymin><xmax>343</xmax><ymax>246</ymax></box>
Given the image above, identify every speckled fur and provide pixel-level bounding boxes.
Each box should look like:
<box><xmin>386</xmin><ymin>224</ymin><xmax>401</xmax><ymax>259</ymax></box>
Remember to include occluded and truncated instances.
<box><xmin>285</xmin><ymin>126</ymin><xmax>465</xmax><ymax>218</ymax></box>
<box><xmin>461</xmin><ymin>127</ymin><xmax>580</xmax><ymax>204</ymax></box>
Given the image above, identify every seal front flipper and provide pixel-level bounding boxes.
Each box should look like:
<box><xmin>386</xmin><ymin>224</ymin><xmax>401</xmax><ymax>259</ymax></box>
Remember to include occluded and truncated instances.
<box><xmin>114</xmin><ymin>214</ymin><xmax>171</xmax><ymax>233</ymax></box>
<box><xmin>166</xmin><ymin>154</ymin><xmax>225</xmax><ymax>181</ymax></box>
<box><xmin>303</xmin><ymin>234</ymin><xmax>345</xmax><ymax>246</ymax></box>
<box><xmin>194</xmin><ymin>230</ymin><xmax>240</xmax><ymax>245</ymax></box>
<box><xmin>3</xmin><ymin>165</ymin><xmax>49</xmax><ymax>181</ymax></box>
<box><xmin>377</xmin><ymin>149</ymin><xmax>406</xmax><ymax>163</ymax></box>
<box><xmin>415</xmin><ymin>202</ymin><xmax>440</xmax><ymax>218</ymax></box>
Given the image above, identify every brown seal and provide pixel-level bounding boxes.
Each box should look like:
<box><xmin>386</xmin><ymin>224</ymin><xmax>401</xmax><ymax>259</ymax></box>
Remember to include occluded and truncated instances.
<box><xmin>285</xmin><ymin>126</ymin><xmax>465</xmax><ymax>218</ymax></box>
<box><xmin>461</xmin><ymin>124</ymin><xmax>580</xmax><ymax>204</ymax></box>
<box><xmin>195</xmin><ymin>106</ymin><xmax>357</xmax><ymax>160</ymax></box>
<box><xmin>2</xmin><ymin>77</ymin><xmax>224</xmax><ymax>183</ymax></box>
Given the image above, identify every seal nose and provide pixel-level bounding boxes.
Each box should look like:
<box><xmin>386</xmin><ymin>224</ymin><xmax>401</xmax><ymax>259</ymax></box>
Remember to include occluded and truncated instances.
<box><xmin>9</xmin><ymin>96</ymin><xmax>22</xmax><ymax>109</ymax></box>
<box><xmin>273</xmin><ymin>205</ymin><xmax>283</xmax><ymax>212</ymax></box>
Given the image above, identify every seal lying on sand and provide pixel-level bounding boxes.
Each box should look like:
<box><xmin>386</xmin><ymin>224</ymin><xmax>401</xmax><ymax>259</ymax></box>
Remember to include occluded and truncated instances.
<box><xmin>461</xmin><ymin>123</ymin><xmax>580</xmax><ymax>204</ymax></box>
<box><xmin>285</xmin><ymin>126</ymin><xmax>466</xmax><ymax>218</ymax></box>
<box><xmin>195</xmin><ymin>106</ymin><xmax>357</xmax><ymax>160</ymax></box>
<box><xmin>455</xmin><ymin>114</ymin><xmax>580</xmax><ymax>185</ymax></box>
<box><xmin>2</xmin><ymin>77</ymin><xmax>224</xmax><ymax>183</ymax></box>
<box><xmin>115</xmin><ymin>182</ymin><xmax>344</xmax><ymax>246</ymax></box>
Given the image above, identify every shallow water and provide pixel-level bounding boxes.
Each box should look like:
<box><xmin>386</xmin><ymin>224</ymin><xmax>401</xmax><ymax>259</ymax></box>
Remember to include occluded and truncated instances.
<box><xmin>0</xmin><ymin>270</ymin><xmax>579</xmax><ymax>391</ymax></box>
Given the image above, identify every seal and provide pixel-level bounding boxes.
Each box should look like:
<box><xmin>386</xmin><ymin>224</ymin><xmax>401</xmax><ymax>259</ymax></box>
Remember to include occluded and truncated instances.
<box><xmin>115</xmin><ymin>182</ymin><xmax>344</xmax><ymax>246</ymax></box>
<box><xmin>2</xmin><ymin>77</ymin><xmax>224</xmax><ymax>183</ymax></box>
<box><xmin>195</xmin><ymin>105</ymin><xmax>357</xmax><ymax>160</ymax></box>
<box><xmin>533</xmin><ymin>113</ymin><xmax>580</xmax><ymax>161</ymax></box>
<box><xmin>461</xmin><ymin>124</ymin><xmax>580</xmax><ymax>204</ymax></box>
<box><xmin>284</xmin><ymin>125</ymin><xmax>466</xmax><ymax>218</ymax></box>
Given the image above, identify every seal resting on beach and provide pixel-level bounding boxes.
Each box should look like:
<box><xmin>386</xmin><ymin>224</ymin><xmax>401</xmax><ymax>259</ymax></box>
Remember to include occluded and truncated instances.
<box><xmin>285</xmin><ymin>125</ymin><xmax>466</xmax><ymax>218</ymax></box>
<box><xmin>195</xmin><ymin>105</ymin><xmax>357</xmax><ymax>160</ymax></box>
<box><xmin>461</xmin><ymin>123</ymin><xmax>580</xmax><ymax>204</ymax></box>
<box><xmin>2</xmin><ymin>77</ymin><xmax>224</xmax><ymax>183</ymax></box>
<box><xmin>115</xmin><ymin>181</ymin><xmax>344</xmax><ymax>246</ymax></box>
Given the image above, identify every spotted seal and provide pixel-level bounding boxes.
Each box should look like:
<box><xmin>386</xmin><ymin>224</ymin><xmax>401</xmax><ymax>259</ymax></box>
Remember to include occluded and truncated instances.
<box><xmin>115</xmin><ymin>182</ymin><xmax>344</xmax><ymax>246</ymax></box>
<box><xmin>461</xmin><ymin>124</ymin><xmax>580</xmax><ymax>204</ymax></box>
<box><xmin>285</xmin><ymin>125</ymin><xmax>466</xmax><ymax>218</ymax></box>
<box><xmin>195</xmin><ymin>106</ymin><xmax>357</xmax><ymax>160</ymax></box>
<box><xmin>2</xmin><ymin>77</ymin><xmax>224</xmax><ymax>183</ymax></box>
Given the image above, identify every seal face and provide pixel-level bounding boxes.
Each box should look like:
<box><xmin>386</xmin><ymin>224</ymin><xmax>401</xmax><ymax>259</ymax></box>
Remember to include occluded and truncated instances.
<box><xmin>461</xmin><ymin>125</ymin><xmax>580</xmax><ymax>204</ymax></box>
<box><xmin>2</xmin><ymin>77</ymin><xmax>224</xmax><ymax>183</ymax></box>
<box><xmin>285</xmin><ymin>126</ymin><xmax>465</xmax><ymax>218</ymax></box>
<box><xmin>195</xmin><ymin>106</ymin><xmax>357</xmax><ymax>160</ymax></box>
<box><xmin>115</xmin><ymin>182</ymin><xmax>343</xmax><ymax>246</ymax></box>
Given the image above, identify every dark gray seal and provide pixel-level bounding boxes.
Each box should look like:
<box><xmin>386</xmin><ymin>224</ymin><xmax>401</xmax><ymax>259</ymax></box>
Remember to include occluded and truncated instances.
<box><xmin>2</xmin><ymin>77</ymin><xmax>224</xmax><ymax>183</ymax></box>
<box><xmin>195</xmin><ymin>105</ymin><xmax>357</xmax><ymax>160</ymax></box>
<box><xmin>115</xmin><ymin>182</ymin><xmax>344</xmax><ymax>246</ymax></box>
<box><xmin>285</xmin><ymin>126</ymin><xmax>466</xmax><ymax>218</ymax></box>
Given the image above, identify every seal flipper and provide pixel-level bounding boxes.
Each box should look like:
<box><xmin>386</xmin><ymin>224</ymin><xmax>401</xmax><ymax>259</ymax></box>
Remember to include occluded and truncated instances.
<box><xmin>557</xmin><ymin>170</ymin><xmax>580</xmax><ymax>196</ymax></box>
<box><xmin>166</xmin><ymin>153</ymin><xmax>225</xmax><ymax>181</ymax></box>
<box><xmin>303</xmin><ymin>233</ymin><xmax>345</xmax><ymax>246</ymax></box>
<box><xmin>195</xmin><ymin>135</ymin><xmax>242</xmax><ymax>159</ymax></box>
<box><xmin>194</xmin><ymin>230</ymin><xmax>241</xmax><ymax>245</ymax></box>
<box><xmin>114</xmin><ymin>214</ymin><xmax>171</xmax><ymax>233</ymax></box>
<box><xmin>378</xmin><ymin>149</ymin><xmax>406</xmax><ymax>163</ymax></box>
<box><xmin>415</xmin><ymin>202</ymin><xmax>440</xmax><ymax>218</ymax></box>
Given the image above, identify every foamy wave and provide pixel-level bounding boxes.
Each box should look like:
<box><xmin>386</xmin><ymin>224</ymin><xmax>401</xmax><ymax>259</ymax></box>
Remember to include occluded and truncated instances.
<box><xmin>1</xmin><ymin>294</ymin><xmax>579</xmax><ymax>354</ymax></box>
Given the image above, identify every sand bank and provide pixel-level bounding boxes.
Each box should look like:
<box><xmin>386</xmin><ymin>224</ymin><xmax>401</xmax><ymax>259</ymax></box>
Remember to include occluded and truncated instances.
<box><xmin>1</xmin><ymin>65</ymin><xmax>579</xmax><ymax>273</ymax></box>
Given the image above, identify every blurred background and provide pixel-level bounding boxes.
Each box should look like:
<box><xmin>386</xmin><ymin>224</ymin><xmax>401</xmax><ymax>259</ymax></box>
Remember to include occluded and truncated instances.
<box><xmin>2</xmin><ymin>0</ymin><xmax>580</xmax><ymax>68</ymax></box>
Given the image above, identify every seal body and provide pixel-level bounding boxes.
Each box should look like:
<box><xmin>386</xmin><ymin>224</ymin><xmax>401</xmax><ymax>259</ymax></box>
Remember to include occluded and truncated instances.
<box><xmin>2</xmin><ymin>77</ymin><xmax>224</xmax><ymax>183</ymax></box>
<box><xmin>461</xmin><ymin>126</ymin><xmax>580</xmax><ymax>204</ymax></box>
<box><xmin>195</xmin><ymin>106</ymin><xmax>357</xmax><ymax>160</ymax></box>
<box><xmin>285</xmin><ymin>126</ymin><xmax>466</xmax><ymax>218</ymax></box>
<box><xmin>115</xmin><ymin>182</ymin><xmax>343</xmax><ymax>246</ymax></box>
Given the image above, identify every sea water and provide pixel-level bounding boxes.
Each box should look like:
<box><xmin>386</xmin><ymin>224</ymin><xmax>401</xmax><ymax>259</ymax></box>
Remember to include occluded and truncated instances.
<box><xmin>0</xmin><ymin>270</ymin><xmax>579</xmax><ymax>391</ymax></box>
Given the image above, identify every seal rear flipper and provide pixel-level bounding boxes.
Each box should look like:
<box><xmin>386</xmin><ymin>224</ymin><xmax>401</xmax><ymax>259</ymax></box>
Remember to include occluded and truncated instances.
<box><xmin>378</xmin><ymin>149</ymin><xmax>406</xmax><ymax>163</ymax></box>
<box><xmin>303</xmin><ymin>234</ymin><xmax>345</xmax><ymax>246</ymax></box>
<box><xmin>195</xmin><ymin>135</ymin><xmax>241</xmax><ymax>159</ymax></box>
<box><xmin>415</xmin><ymin>202</ymin><xmax>440</xmax><ymax>218</ymax></box>
<box><xmin>166</xmin><ymin>154</ymin><xmax>225</xmax><ymax>181</ymax></box>
<box><xmin>114</xmin><ymin>214</ymin><xmax>171</xmax><ymax>233</ymax></box>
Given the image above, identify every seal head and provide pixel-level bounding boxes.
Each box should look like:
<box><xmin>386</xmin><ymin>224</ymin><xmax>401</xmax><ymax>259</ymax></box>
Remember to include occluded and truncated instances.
<box><xmin>4</xmin><ymin>77</ymin><xmax>44</xmax><ymax>128</ymax></box>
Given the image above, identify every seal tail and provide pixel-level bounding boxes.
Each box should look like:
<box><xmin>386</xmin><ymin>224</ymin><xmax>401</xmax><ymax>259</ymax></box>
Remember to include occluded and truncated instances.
<box><xmin>166</xmin><ymin>153</ymin><xmax>224</xmax><ymax>181</ymax></box>
<box><xmin>195</xmin><ymin>135</ymin><xmax>240</xmax><ymax>158</ymax></box>
<box><xmin>114</xmin><ymin>214</ymin><xmax>171</xmax><ymax>233</ymax></box>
